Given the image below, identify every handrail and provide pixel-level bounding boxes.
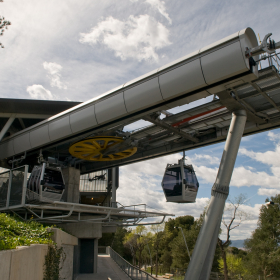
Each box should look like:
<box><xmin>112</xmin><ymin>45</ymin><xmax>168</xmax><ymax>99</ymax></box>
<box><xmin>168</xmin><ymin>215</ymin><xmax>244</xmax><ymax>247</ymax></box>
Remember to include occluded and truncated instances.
<box><xmin>108</xmin><ymin>247</ymin><xmax>157</xmax><ymax>280</ymax></box>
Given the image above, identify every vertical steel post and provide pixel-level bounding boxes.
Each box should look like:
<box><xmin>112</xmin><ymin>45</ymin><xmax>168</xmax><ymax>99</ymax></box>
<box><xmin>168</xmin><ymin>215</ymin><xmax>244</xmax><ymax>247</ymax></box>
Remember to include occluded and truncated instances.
<box><xmin>180</xmin><ymin>158</ymin><xmax>186</xmax><ymax>199</ymax></box>
<box><xmin>184</xmin><ymin>110</ymin><xmax>247</xmax><ymax>280</ymax></box>
<box><xmin>6</xmin><ymin>169</ymin><xmax>12</xmax><ymax>208</ymax></box>
<box><xmin>39</xmin><ymin>163</ymin><xmax>46</xmax><ymax>201</ymax></box>
<box><xmin>111</xmin><ymin>167</ymin><xmax>117</xmax><ymax>208</ymax></box>
<box><xmin>21</xmin><ymin>165</ymin><xmax>28</xmax><ymax>206</ymax></box>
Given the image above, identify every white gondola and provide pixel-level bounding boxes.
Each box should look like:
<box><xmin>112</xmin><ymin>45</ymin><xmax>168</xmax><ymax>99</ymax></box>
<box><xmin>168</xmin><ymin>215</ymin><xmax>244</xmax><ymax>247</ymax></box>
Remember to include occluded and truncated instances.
<box><xmin>27</xmin><ymin>163</ymin><xmax>65</xmax><ymax>202</ymax></box>
<box><xmin>162</xmin><ymin>157</ymin><xmax>199</xmax><ymax>203</ymax></box>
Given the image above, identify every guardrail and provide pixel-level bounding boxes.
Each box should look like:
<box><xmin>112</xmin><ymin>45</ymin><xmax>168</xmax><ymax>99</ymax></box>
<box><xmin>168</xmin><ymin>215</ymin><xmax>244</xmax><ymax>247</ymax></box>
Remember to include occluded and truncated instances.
<box><xmin>0</xmin><ymin>165</ymin><xmax>28</xmax><ymax>210</ymax></box>
<box><xmin>108</xmin><ymin>247</ymin><xmax>157</xmax><ymax>280</ymax></box>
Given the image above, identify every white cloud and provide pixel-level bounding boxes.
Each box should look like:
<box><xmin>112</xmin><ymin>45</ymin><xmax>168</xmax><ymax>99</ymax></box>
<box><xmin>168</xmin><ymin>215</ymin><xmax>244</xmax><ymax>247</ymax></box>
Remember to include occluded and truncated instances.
<box><xmin>268</xmin><ymin>131</ymin><xmax>280</xmax><ymax>142</ymax></box>
<box><xmin>131</xmin><ymin>0</ymin><xmax>172</xmax><ymax>24</ymax></box>
<box><xmin>121</xmin><ymin>153</ymin><xmax>181</xmax><ymax>178</ymax></box>
<box><xmin>258</xmin><ymin>188</ymin><xmax>280</xmax><ymax>197</ymax></box>
<box><xmin>192</xmin><ymin>136</ymin><xmax>280</xmax><ymax>189</ymax></box>
<box><xmin>79</xmin><ymin>15</ymin><xmax>171</xmax><ymax>62</ymax></box>
<box><xmin>145</xmin><ymin>0</ymin><xmax>172</xmax><ymax>24</ymax></box>
<box><xmin>43</xmin><ymin>62</ymin><xmax>67</xmax><ymax>89</ymax></box>
<box><xmin>194</xmin><ymin>165</ymin><xmax>217</xmax><ymax>184</ymax></box>
<box><xmin>238</xmin><ymin>138</ymin><xmax>280</xmax><ymax>190</ymax></box>
<box><xmin>26</xmin><ymin>84</ymin><xmax>56</xmax><ymax>100</ymax></box>
<box><xmin>192</xmin><ymin>154</ymin><xmax>220</xmax><ymax>165</ymax></box>
<box><xmin>239</xmin><ymin>146</ymin><xmax>280</xmax><ymax>168</ymax></box>
<box><xmin>193</xmin><ymin>164</ymin><xmax>280</xmax><ymax>189</ymax></box>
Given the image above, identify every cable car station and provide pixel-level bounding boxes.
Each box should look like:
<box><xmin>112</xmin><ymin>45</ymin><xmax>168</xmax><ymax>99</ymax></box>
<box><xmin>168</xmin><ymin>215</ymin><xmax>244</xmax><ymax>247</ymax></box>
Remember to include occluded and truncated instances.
<box><xmin>0</xmin><ymin>28</ymin><xmax>280</xmax><ymax>279</ymax></box>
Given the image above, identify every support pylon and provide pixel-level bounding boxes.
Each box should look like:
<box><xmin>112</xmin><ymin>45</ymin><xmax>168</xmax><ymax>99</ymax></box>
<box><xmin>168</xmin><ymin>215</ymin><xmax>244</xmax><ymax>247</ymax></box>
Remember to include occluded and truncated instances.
<box><xmin>185</xmin><ymin>110</ymin><xmax>247</xmax><ymax>280</ymax></box>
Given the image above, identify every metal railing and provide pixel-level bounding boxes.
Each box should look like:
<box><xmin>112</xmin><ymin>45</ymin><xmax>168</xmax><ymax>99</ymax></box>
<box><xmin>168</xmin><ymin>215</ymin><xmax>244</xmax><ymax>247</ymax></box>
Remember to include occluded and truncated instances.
<box><xmin>0</xmin><ymin>165</ymin><xmax>28</xmax><ymax>210</ymax></box>
<box><xmin>258</xmin><ymin>51</ymin><xmax>280</xmax><ymax>72</ymax></box>
<box><xmin>108</xmin><ymin>247</ymin><xmax>157</xmax><ymax>280</ymax></box>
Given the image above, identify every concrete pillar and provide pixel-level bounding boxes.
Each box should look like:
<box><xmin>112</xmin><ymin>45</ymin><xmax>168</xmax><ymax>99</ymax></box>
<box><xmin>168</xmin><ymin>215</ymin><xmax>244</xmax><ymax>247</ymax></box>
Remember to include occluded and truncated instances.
<box><xmin>94</xmin><ymin>239</ymin><xmax>98</xmax><ymax>273</ymax></box>
<box><xmin>62</xmin><ymin>167</ymin><xmax>80</xmax><ymax>203</ymax></box>
<box><xmin>60</xmin><ymin>222</ymin><xmax>102</xmax><ymax>239</ymax></box>
<box><xmin>61</xmin><ymin>222</ymin><xmax>102</xmax><ymax>275</ymax></box>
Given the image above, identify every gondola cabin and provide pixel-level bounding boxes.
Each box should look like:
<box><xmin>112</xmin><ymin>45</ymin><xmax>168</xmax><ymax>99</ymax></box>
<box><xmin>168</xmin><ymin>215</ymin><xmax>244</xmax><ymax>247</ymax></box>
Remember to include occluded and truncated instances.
<box><xmin>162</xmin><ymin>159</ymin><xmax>199</xmax><ymax>203</ymax></box>
<box><xmin>27</xmin><ymin>163</ymin><xmax>65</xmax><ymax>202</ymax></box>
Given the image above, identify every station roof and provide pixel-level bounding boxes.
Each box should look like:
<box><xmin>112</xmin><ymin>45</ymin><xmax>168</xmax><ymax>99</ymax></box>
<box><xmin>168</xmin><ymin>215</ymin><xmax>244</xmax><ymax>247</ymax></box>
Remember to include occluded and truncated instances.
<box><xmin>0</xmin><ymin>98</ymin><xmax>81</xmax><ymax>116</ymax></box>
<box><xmin>0</xmin><ymin>98</ymin><xmax>81</xmax><ymax>138</ymax></box>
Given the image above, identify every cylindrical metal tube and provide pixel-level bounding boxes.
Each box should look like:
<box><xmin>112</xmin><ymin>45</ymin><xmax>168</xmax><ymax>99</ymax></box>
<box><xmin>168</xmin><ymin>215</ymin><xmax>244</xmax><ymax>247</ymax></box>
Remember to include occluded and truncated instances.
<box><xmin>215</xmin><ymin>110</ymin><xmax>247</xmax><ymax>187</ymax></box>
<box><xmin>184</xmin><ymin>110</ymin><xmax>247</xmax><ymax>280</ymax></box>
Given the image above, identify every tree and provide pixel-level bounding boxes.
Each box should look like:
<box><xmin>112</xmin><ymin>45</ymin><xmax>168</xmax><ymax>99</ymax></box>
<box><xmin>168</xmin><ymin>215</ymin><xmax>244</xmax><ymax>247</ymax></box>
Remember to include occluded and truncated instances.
<box><xmin>218</xmin><ymin>253</ymin><xmax>247</xmax><ymax>278</ymax></box>
<box><xmin>0</xmin><ymin>0</ymin><xmax>12</xmax><ymax>48</ymax></box>
<box><xmin>161</xmin><ymin>215</ymin><xmax>195</xmax><ymax>273</ymax></box>
<box><xmin>218</xmin><ymin>194</ymin><xmax>249</xmax><ymax>280</ymax></box>
<box><xmin>123</xmin><ymin>225</ymin><xmax>150</xmax><ymax>269</ymax></box>
<box><xmin>245</xmin><ymin>194</ymin><xmax>280</xmax><ymax>279</ymax></box>
<box><xmin>124</xmin><ymin>231</ymin><xmax>138</xmax><ymax>266</ymax></box>
<box><xmin>151</xmin><ymin>223</ymin><xmax>164</xmax><ymax>276</ymax></box>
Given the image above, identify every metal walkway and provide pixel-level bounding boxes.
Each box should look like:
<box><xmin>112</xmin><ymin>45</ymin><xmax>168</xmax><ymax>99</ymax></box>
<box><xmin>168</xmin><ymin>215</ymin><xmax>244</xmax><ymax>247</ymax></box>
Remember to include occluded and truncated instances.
<box><xmin>76</xmin><ymin>255</ymin><xmax>131</xmax><ymax>280</ymax></box>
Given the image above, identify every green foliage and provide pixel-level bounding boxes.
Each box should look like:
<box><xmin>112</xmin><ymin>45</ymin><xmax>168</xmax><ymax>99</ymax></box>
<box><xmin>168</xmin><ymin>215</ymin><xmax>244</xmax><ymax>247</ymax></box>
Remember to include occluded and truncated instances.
<box><xmin>98</xmin><ymin>227</ymin><xmax>131</xmax><ymax>260</ymax></box>
<box><xmin>0</xmin><ymin>213</ymin><xmax>53</xmax><ymax>250</ymax></box>
<box><xmin>43</xmin><ymin>244</ymin><xmax>65</xmax><ymax>280</ymax></box>
<box><xmin>218</xmin><ymin>253</ymin><xmax>247</xmax><ymax>277</ymax></box>
<box><xmin>244</xmin><ymin>194</ymin><xmax>280</xmax><ymax>279</ymax></box>
<box><xmin>229</xmin><ymin>246</ymin><xmax>247</xmax><ymax>259</ymax></box>
<box><xmin>112</xmin><ymin>227</ymin><xmax>132</xmax><ymax>260</ymax></box>
<box><xmin>123</xmin><ymin>225</ymin><xmax>151</xmax><ymax>268</ymax></box>
<box><xmin>120</xmin><ymin>213</ymin><xmax>221</xmax><ymax>275</ymax></box>
<box><xmin>98</xmin><ymin>232</ymin><xmax>114</xmax><ymax>246</ymax></box>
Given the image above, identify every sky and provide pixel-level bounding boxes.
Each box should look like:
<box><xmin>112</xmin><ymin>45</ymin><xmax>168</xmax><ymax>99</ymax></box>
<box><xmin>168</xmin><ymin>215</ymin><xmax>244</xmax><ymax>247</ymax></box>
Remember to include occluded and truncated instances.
<box><xmin>1</xmin><ymin>0</ymin><xmax>280</xmax><ymax>240</ymax></box>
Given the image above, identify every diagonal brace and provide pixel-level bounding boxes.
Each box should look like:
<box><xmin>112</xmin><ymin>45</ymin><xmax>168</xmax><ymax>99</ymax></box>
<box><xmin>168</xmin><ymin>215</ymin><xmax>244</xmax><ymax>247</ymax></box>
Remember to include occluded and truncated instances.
<box><xmin>143</xmin><ymin>115</ymin><xmax>199</xmax><ymax>143</ymax></box>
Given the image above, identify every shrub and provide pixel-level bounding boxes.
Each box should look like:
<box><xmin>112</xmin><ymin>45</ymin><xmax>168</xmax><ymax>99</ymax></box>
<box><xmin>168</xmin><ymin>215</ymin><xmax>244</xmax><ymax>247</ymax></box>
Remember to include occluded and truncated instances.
<box><xmin>0</xmin><ymin>213</ymin><xmax>53</xmax><ymax>250</ymax></box>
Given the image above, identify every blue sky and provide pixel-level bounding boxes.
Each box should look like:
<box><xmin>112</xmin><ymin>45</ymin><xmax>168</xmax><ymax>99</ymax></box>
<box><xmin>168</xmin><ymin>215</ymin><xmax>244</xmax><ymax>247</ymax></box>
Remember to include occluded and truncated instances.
<box><xmin>1</xmin><ymin>0</ymin><xmax>280</xmax><ymax>239</ymax></box>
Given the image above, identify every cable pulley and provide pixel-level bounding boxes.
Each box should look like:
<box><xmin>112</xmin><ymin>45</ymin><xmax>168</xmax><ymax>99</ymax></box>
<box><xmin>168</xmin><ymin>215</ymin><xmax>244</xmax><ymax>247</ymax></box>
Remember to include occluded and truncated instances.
<box><xmin>69</xmin><ymin>136</ymin><xmax>137</xmax><ymax>161</ymax></box>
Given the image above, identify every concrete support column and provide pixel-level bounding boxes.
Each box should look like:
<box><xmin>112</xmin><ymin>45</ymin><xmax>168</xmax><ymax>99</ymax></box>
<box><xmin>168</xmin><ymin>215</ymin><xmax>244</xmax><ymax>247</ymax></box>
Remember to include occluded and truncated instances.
<box><xmin>94</xmin><ymin>238</ymin><xmax>98</xmax><ymax>273</ymax></box>
<box><xmin>61</xmin><ymin>222</ymin><xmax>102</xmax><ymax>275</ymax></box>
<box><xmin>62</xmin><ymin>167</ymin><xmax>80</xmax><ymax>203</ymax></box>
<box><xmin>185</xmin><ymin>110</ymin><xmax>247</xmax><ymax>280</ymax></box>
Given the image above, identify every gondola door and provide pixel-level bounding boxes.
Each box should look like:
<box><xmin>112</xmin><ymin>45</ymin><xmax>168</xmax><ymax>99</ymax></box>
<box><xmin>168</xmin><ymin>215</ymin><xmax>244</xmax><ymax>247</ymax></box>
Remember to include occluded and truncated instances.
<box><xmin>180</xmin><ymin>159</ymin><xmax>186</xmax><ymax>200</ymax></box>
